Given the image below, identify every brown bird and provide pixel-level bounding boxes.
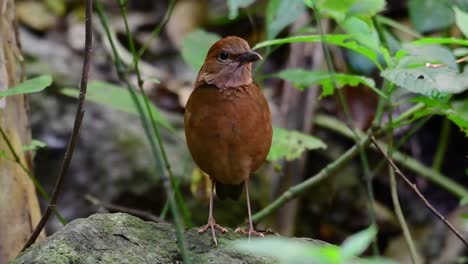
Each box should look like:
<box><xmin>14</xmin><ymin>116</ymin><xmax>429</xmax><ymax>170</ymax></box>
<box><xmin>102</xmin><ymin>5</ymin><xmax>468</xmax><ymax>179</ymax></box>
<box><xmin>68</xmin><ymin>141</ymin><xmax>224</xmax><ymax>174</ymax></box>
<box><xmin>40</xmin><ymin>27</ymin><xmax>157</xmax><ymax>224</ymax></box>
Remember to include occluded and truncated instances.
<box><xmin>184</xmin><ymin>36</ymin><xmax>272</xmax><ymax>245</ymax></box>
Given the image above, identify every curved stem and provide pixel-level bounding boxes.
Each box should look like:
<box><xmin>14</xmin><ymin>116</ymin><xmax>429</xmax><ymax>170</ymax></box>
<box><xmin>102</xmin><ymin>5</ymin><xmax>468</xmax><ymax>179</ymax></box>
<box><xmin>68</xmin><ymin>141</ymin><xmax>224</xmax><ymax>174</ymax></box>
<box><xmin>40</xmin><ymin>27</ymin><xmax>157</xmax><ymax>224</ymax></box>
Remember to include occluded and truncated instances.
<box><xmin>21</xmin><ymin>0</ymin><xmax>93</xmax><ymax>251</ymax></box>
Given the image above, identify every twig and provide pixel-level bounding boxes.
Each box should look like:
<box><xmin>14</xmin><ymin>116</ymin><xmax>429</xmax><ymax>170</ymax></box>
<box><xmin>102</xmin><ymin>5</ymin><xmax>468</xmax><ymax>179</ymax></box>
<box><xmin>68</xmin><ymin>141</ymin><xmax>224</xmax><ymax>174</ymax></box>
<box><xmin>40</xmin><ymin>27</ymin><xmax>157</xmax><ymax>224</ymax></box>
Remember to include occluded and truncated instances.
<box><xmin>85</xmin><ymin>194</ymin><xmax>165</xmax><ymax>223</ymax></box>
<box><xmin>21</xmin><ymin>0</ymin><xmax>93</xmax><ymax>251</ymax></box>
<box><xmin>137</xmin><ymin>0</ymin><xmax>175</xmax><ymax>58</ymax></box>
<box><xmin>251</xmin><ymin>103</ymin><xmax>432</xmax><ymax>224</ymax></box>
<box><xmin>252</xmin><ymin>136</ymin><xmax>369</xmax><ymax>223</ymax></box>
<box><xmin>314</xmin><ymin>114</ymin><xmax>468</xmax><ymax>198</ymax></box>
<box><xmin>432</xmin><ymin>118</ymin><xmax>450</xmax><ymax>171</ymax></box>
<box><xmin>370</xmin><ymin>136</ymin><xmax>468</xmax><ymax>248</ymax></box>
<box><xmin>425</xmin><ymin>56</ymin><xmax>468</xmax><ymax>68</ymax></box>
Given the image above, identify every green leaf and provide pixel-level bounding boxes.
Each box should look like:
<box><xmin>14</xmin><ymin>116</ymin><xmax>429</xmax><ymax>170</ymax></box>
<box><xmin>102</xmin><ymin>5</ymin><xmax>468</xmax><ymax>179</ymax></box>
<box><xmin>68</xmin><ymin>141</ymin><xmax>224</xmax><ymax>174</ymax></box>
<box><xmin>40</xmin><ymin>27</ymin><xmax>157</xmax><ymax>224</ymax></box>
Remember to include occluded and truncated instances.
<box><xmin>409</xmin><ymin>0</ymin><xmax>454</xmax><ymax>33</ymax></box>
<box><xmin>411</xmin><ymin>37</ymin><xmax>468</xmax><ymax>47</ymax></box>
<box><xmin>61</xmin><ymin>81</ymin><xmax>174</xmax><ymax>132</ymax></box>
<box><xmin>0</xmin><ymin>75</ymin><xmax>52</xmax><ymax>98</ymax></box>
<box><xmin>381</xmin><ymin>66</ymin><xmax>468</xmax><ymax>100</ymax></box>
<box><xmin>348</xmin><ymin>0</ymin><xmax>385</xmax><ymax>17</ymax></box>
<box><xmin>412</xmin><ymin>97</ymin><xmax>468</xmax><ymax>136</ymax></box>
<box><xmin>227</xmin><ymin>0</ymin><xmax>255</xmax><ymax>19</ymax></box>
<box><xmin>402</xmin><ymin>43</ymin><xmax>457</xmax><ymax>69</ymax></box>
<box><xmin>253</xmin><ymin>35</ymin><xmax>382</xmax><ymax>69</ymax></box>
<box><xmin>267</xmin><ymin>126</ymin><xmax>326</xmax><ymax>161</ymax></box>
<box><xmin>231</xmin><ymin>237</ymin><xmax>340</xmax><ymax>264</ymax></box>
<box><xmin>341</xmin><ymin>16</ymin><xmax>380</xmax><ymax>51</ymax></box>
<box><xmin>454</xmin><ymin>47</ymin><xmax>468</xmax><ymax>57</ymax></box>
<box><xmin>447</xmin><ymin>99</ymin><xmax>468</xmax><ymax>136</ymax></box>
<box><xmin>181</xmin><ymin>30</ymin><xmax>221</xmax><ymax>70</ymax></box>
<box><xmin>266</xmin><ymin>0</ymin><xmax>305</xmax><ymax>39</ymax></box>
<box><xmin>304</xmin><ymin>0</ymin><xmax>318</xmax><ymax>8</ymax></box>
<box><xmin>315</xmin><ymin>0</ymin><xmax>356</xmax><ymax>22</ymax></box>
<box><xmin>358</xmin><ymin>258</ymin><xmax>398</xmax><ymax>264</ymax></box>
<box><xmin>312</xmin><ymin>0</ymin><xmax>384</xmax><ymax>22</ymax></box>
<box><xmin>460</xmin><ymin>196</ymin><xmax>468</xmax><ymax>206</ymax></box>
<box><xmin>275</xmin><ymin>68</ymin><xmax>384</xmax><ymax>97</ymax></box>
<box><xmin>341</xmin><ymin>225</ymin><xmax>377</xmax><ymax>259</ymax></box>
<box><xmin>454</xmin><ymin>6</ymin><xmax>468</xmax><ymax>38</ymax></box>
<box><xmin>0</xmin><ymin>149</ymin><xmax>7</xmax><ymax>159</ymax></box>
<box><xmin>45</xmin><ymin>0</ymin><xmax>66</xmax><ymax>15</ymax></box>
<box><xmin>22</xmin><ymin>139</ymin><xmax>47</xmax><ymax>152</ymax></box>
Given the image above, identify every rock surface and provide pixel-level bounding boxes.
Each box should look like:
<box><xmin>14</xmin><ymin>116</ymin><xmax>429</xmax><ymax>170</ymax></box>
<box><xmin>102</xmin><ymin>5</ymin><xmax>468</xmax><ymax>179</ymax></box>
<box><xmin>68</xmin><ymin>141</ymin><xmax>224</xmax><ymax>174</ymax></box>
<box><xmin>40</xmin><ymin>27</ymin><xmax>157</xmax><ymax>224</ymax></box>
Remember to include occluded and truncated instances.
<box><xmin>12</xmin><ymin>213</ymin><xmax>278</xmax><ymax>264</ymax></box>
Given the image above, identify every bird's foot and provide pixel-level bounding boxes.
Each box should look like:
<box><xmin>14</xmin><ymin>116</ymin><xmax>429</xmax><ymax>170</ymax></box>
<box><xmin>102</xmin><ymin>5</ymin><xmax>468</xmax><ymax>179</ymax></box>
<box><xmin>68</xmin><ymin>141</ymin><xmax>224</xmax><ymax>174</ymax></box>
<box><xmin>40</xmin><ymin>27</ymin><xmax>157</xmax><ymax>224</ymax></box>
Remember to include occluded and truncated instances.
<box><xmin>198</xmin><ymin>218</ymin><xmax>228</xmax><ymax>246</ymax></box>
<box><xmin>234</xmin><ymin>227</ymin><xmax>264</xmax><ymax>239</ymax></box>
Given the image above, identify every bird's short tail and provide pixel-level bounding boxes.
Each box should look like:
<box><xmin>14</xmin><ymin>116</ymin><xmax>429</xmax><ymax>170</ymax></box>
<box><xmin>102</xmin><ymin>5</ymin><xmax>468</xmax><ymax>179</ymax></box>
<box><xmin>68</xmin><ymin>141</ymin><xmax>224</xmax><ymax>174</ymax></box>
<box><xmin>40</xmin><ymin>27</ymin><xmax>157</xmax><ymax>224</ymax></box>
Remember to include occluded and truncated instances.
<box><xmin>215</xmin><ymin>181</ymin><xmax>244</xmax><ymax>200</ymax></box>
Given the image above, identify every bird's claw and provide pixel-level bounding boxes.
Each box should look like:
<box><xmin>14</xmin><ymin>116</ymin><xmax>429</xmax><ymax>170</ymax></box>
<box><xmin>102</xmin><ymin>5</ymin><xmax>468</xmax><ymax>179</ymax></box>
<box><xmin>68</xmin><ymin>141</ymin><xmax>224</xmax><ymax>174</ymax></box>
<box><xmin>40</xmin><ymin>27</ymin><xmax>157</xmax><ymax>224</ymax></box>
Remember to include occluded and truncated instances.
<box><xmin>234</xmin><ymin>227</ymin><xmax>264</xmax><ymax>238</ymax></box>
<box><xmin>198</xmin><ymin>218</ymin><xmax>228</xmax><ymax>246</ymax></box>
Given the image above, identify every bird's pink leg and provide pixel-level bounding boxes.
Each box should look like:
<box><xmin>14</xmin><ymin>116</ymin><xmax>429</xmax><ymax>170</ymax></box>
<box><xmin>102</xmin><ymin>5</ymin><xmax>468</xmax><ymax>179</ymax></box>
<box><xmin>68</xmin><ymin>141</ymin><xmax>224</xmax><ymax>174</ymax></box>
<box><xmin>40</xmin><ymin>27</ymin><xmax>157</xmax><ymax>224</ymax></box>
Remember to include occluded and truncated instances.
<box><xmin>198</xmin><ymin>181</ymin><xmax>228</xmax><ymax>245</ymax></box>
<box><xmin>235</xmin><ymin>181</ymin><xmax>264</xmax><ymax>239</ymax></box>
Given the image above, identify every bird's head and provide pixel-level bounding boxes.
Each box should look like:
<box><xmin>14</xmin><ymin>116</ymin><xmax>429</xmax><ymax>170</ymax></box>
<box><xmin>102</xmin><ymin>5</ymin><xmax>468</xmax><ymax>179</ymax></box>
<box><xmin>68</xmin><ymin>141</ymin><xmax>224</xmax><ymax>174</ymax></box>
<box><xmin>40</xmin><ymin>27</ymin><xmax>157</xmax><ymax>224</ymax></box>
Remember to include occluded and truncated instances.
<box><xmin>196</xmin><ymin>36</ymin><xmax>262</xmax><ymax>89</ymax></box>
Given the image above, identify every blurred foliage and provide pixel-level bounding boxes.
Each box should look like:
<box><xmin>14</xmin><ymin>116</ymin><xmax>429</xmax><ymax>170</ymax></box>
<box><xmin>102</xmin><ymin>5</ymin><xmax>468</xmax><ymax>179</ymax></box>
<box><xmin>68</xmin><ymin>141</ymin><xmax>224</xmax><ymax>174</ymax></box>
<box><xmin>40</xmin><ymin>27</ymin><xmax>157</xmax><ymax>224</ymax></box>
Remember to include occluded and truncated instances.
<box><xmin>0</xmin><ymin>75</ymin><xmax>52</xmax><ymax>98</ymax></box>
<box><xmin>455</xmin><ymin>7</ymin><xmax>468</xmax><ymax>38</ymax></box>
<box><xmin>233</xmin><ymin>225</ymin><xmax>396</xmax><ymax>264</ymax></box>
<box><xmin>267</xmin><ymin>127</ymin><xmax>326</xmax><ymax>161</ymax></box>
<box><xmin>6</xmin><ymin>0</ymin><xmax>468</xmax><ymax>262</ymax></box>
<box><xmin>22</xmin><ymin>139</ymin><xmax>47</xmax><ymax>152</ymax></box>
<box><xmin>61</xmin><ymin>81</ymin><xmax>175</xmax><ymax>132</ymax></box>
<box><xmin>276</xmin><ymin>68</ymin><xmax>379</xmax><ymax>97</ymax></box>
<box><xmin>181</xmin><ymin>30</ymin><xmax>221</xmax><ymax>70</ymax></box>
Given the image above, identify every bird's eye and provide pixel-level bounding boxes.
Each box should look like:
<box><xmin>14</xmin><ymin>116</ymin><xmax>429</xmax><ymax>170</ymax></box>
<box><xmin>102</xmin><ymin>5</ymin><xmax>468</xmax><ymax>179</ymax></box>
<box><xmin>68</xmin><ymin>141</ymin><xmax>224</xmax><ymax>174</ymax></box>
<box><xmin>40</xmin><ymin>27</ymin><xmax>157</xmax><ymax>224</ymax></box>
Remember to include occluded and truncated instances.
<box><xmin>218</xmin><ymin>51</ymin><xmax>229</xmax><ymax>60</ymax></box>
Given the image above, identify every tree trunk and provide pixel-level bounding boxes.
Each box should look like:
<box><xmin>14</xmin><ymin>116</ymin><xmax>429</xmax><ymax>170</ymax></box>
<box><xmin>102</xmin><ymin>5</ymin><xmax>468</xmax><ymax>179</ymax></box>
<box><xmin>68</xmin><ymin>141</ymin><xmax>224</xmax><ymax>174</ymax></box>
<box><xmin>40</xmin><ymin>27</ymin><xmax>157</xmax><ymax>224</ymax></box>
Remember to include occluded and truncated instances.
<box><xmin>0</xmin><ymin>0</ymin><xmax>44</xmax><ymax>263</ymax></box>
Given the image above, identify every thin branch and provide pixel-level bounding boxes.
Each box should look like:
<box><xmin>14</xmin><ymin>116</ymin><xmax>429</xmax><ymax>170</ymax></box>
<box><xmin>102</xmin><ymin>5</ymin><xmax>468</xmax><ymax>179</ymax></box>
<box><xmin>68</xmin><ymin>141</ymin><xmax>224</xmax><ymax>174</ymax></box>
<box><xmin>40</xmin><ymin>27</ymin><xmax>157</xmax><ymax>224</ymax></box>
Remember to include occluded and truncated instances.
<box><xmin>21</xmin><ymin>0</ymin><xmax>93</xmax><ymax>251</ymax></box>
<box><xmin>315</xmin><ymin>114</ymin><xmax>468</xmax><ymax>198</ymax></box>
<box><xmin>137</xmin><ymin>0</ymin><xmax>175</xmax><ymax>58</ymax></box>
<box><xmin>252</xmin><ymin>137</ymin><xmax>368</xmax><ymax>223</ymax></box>
<box><xmin>250</xmin><ymin>103</ymin><xmax>436</xmax><ymax>224</ymax></box>
<box><xmin>85</xmin><ymin>194</ymin><xmax>165</xmax><ymax>223</ymax></box>
<box><xmin>425</xmin><ymin>55</ymin><xmax>468</xmax><ymax>68</ymax></box>
<box><xmin>370</xmin><ymin>136</ymin><xmax>468</xmax><ymax>248</ymax></box>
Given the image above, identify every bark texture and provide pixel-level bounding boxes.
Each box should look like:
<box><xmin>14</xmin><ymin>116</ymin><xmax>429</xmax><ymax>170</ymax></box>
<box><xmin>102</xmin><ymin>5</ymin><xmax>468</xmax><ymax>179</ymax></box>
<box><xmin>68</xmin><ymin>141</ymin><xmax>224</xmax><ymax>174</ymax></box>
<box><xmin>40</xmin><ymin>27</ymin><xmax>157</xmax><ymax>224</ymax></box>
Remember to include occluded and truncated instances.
<box><xmin>0</xmin><ymin>0</ymin><xmax>44</xmax><ymax>263</ymax></box>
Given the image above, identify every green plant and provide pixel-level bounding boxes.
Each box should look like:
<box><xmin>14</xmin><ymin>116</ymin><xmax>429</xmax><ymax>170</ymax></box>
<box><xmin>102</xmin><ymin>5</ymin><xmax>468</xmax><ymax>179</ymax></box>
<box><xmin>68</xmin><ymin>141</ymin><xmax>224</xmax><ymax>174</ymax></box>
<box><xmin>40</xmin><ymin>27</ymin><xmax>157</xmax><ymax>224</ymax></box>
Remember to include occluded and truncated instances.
<box><xmin>232</xmin><ymin>225</ymin><xmax>396</xmax><ymax>264</ymax></box>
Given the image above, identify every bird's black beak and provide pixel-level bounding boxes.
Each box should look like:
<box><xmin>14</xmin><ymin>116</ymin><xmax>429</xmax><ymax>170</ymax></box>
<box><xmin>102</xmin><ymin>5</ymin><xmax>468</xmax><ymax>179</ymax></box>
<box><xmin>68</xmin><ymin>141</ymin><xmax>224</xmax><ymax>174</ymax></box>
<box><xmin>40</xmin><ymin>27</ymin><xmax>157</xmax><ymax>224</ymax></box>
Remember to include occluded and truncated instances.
<box><xmin>238</xmin><ymin>51</ymin><xmax>263</xmax><ymax>64</ymax></box>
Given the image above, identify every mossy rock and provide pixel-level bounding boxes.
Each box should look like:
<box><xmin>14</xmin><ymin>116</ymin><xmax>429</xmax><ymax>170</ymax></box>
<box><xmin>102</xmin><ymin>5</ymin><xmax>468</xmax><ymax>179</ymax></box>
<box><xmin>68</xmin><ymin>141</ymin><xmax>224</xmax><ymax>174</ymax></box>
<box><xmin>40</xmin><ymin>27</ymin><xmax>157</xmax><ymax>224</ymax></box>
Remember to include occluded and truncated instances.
<box><xmin>12</xmin><ymin>213</ymin><xmax>278</xmax><ymax>264</ymax></box>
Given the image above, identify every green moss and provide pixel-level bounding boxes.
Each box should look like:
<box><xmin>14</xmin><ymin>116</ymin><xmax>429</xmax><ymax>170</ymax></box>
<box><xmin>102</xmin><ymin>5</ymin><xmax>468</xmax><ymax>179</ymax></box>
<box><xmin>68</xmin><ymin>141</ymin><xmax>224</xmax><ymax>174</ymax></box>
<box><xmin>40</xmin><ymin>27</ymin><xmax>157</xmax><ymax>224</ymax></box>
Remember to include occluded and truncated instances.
<box><xmin>12</xmin><ymin>213</ymin><xmax>279</xmax><ymax>264</ymax></box>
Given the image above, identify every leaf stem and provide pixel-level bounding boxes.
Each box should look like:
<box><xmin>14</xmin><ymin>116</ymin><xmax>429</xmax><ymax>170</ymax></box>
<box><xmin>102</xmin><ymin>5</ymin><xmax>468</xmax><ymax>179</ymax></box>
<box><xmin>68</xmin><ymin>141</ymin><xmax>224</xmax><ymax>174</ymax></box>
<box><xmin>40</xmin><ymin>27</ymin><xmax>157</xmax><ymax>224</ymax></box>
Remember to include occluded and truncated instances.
<box><xmin>313</xmin><ymin>6</ymin><xmax>379</xmax><ymax>254</ymax></box>
<box><xmin>97</xmin><ymin>1</ymin><xmax>190</xmax><ymax>262</ymax></box>
<box><xmin>0</xmin><ymin>126</ymin><xmax>66</xmax><ymax>224</ymax></box>
<box><xmin>387</xmin><ymin>97</ymin><xmax>419</xmax><ymax>264</ymax></box>
<box><xmin>432</xmin><ymin>118</ymin><xmax>450</xmax><ymax>172</ymax></box>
